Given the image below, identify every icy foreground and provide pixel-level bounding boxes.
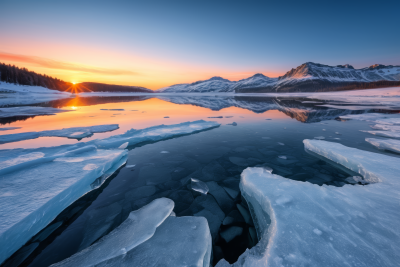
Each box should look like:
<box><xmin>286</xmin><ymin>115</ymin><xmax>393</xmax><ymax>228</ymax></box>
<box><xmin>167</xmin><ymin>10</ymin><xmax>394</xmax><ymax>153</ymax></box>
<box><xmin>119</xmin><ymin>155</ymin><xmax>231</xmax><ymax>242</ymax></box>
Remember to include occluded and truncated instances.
<box><xmin>0</xmin><ymin>145</ymin><xmax>128</xmax><ymax>264</ymax></box>
<box><xmin>218</xmin><ymin>140</ymin><xmax>400</xmax><ymax>267</ymax></box>
<box><xmin>0</xmin><ymin>124</ymin><xmax>119</xmax><ymax>144</ymax></box>
<box><xmin>0</xmin><ymin>120</ymin><xmax>219</xmax><ymax>264</ymax></box>
<box><xmin>52</xmin><ymin>198</ymin><xmax>212</xmax><ymax>267</ymax></box>
<box><xmin>0</xmin><ymin>106</ymin><xmax>71</xmax><ymax>118</ymax></box>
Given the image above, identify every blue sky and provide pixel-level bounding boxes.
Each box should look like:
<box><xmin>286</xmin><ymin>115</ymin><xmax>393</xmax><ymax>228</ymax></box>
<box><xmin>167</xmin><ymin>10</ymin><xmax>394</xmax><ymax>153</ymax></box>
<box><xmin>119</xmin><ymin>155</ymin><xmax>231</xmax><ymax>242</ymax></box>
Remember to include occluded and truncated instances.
<box><xmin>0</xmin><ymin>0</ymin><xmax>399</xmax><ymax>88</ymax></box>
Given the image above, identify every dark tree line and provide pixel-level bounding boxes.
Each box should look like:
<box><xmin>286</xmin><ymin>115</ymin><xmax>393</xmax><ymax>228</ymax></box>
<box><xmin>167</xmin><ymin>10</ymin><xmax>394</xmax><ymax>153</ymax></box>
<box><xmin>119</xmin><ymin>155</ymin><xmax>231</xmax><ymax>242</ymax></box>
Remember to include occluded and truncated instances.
<box><xmin>0</xmin><ymin>62</ymin><xmax>71</xmax><ymax>90</ymax></box>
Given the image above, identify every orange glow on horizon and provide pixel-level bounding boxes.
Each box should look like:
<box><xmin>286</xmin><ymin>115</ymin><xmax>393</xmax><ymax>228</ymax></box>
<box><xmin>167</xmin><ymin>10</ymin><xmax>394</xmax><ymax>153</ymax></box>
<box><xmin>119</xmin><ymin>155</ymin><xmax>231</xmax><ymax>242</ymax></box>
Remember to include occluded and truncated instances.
<box><xmin>0</xmin><ymin>42</ymin><xmax>285</xmax><ymax>90</ymax></box>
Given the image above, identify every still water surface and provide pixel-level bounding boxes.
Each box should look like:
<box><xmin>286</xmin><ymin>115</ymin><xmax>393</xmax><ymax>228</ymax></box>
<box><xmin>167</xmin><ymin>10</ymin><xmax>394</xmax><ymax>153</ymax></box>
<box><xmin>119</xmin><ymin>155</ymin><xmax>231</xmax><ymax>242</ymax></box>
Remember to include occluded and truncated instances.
<box><xmin>2</xmin><ymin>95</ymin><xmax>397</xmax><ymax>266</ymax></box>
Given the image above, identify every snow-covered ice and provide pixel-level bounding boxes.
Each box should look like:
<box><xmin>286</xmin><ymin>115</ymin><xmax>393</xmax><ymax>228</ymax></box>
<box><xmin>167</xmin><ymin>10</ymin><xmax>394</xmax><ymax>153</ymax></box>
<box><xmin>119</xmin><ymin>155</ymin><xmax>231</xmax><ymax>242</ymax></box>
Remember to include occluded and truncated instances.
<box><xmin>366</xmin><ymin>138</ymin><xmax>400</xmax><ymax>154</ymax></box>
<box><xmin>217</xmin><ymin>140</ymin><xmax>400</xmax><ymax>267</ymax></box>
<box><xmin>0</xmin><ymin>106</ymin><xmax>71</xmax><ymax>118</ymax></box>
<box><xmin>0</xmin><ymin>82</ymin><xmax>71</xmax><ymax>106</ymax></box>
<box><xmin>370</xmin><ymin>124</ymin><xmax>400</xmax><ymax>131</ymax></box>
<box><xmin>191</xmin><ymin>178</ymin><xmax>209</xmax><ymax>194</ymax></box>
<box><xmin>0</xmin><ymin>145</ymin><xmax>128</xmax><ymax>264</ymax></box>
<box><xmin>362</xmin><ymin>130</ymin><xmax>400</xmax><ymax>139</ymax></box>
<box><xmin>52</xmin><ymin>198</ymin><xmax>212</xmax><ymax>267</ymax></box>
<box><xmin>0</xmin><ymin>124</ymin><xmax>119</xmax><ymax>144</ymax></box>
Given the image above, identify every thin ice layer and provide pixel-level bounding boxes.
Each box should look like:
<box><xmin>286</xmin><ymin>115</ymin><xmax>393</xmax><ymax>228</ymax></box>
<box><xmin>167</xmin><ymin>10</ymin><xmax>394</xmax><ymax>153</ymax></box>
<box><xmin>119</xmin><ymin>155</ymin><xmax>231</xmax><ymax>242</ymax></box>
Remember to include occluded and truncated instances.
<box><xmin>95</xmin><ymin>216</ymin><xmax>212</xmax><ymax>267</ymax></box>
<box><xmin>366</xmin><ymin>138</ymin><xmax>400</xmax><ymax>154</ymax></box>
<box><xmin>93</xmin><ymin>120</ymin><xmax>220</xmax><ymax>149</ymax></box>
<box><xmin>0</xmin><ymin>124</ymin><xmax>119</xmax><ymax>144</ymax></box>
<box><xmin>51</xmin><ymin>198</ymin><xmax>174</xmax><ymax>267</ymax></box>
<box><xmin>217</xmin><ymin>140</ymin><xmax>400</xmax><ymax>267</ymax></box>
<box><xmin>0</xmin><ymin>145</ymin><xmax>128</xmax><ymax>264</ymax></box>
<box><xmin>0</xmin><ymin>106</ymin><xmax>71</xmax><ymax>118</ymax></box>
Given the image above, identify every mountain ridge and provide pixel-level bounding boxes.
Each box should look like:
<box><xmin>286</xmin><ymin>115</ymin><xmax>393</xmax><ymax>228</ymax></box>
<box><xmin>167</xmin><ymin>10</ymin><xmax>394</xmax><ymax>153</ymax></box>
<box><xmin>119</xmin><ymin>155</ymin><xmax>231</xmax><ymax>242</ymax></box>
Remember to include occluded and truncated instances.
<box><xmin>157</xmin><ymin>62</ymin><xmax>400</xmax><ymax>93</ymax></box>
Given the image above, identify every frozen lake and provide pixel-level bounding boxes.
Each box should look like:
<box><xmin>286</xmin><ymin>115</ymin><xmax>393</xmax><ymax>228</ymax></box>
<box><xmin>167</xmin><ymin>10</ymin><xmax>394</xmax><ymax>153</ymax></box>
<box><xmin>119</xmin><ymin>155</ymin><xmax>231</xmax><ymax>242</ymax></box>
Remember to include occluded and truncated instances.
<box><xmin>2</xmin><ymin>93</ymin><xmax>400</xmax><ymax>266</ymax></box>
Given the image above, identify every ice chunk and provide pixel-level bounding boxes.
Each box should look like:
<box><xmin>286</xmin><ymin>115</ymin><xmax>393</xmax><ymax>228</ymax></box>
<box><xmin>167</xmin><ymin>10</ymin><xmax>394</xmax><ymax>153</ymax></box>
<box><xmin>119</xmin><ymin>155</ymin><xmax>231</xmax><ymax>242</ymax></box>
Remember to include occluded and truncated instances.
<box><xmin>339</xmin><ymin>113</ymin><xmax>400</xmax><ymax>122</ymax></box>
<box><xmin>94</xmin><ymin>215</ymin><xmax>211</xmax><ymax>267</ymax></box>
<box><xmin>125</xmin><ymin>164</ymin><xmax>136</xmax><ymax>168</ymax></box>
<box><xmin>366</xmin><ymin>138</ymin><xmax>400</xmax><ymax>154</ymax></box>
<box><xmin>278</xmin><ymin>142</ymin><xmax>284</xmax><ymax>145</ymax></box>
<box><xmin>0</xmin><ymin>124</ymin><xmax>119</xmax><ymax>144</ymax></box>
<box><xmin>373</xmin><ymin>118</ymin><xmax>400</xmax><ymax>125</ymax></box>
<box><xmin>0</xmin><ymin>145</ymin><xmax>128</xmax><ymax>264</ymax></box>
<box><xmin>51</xmin><ymin>198</ymin><xmax>174</xmax><ymax>267</ymax></box>
<box><xmin>335</xmin><ymin>132</ymin><xmax>341</xmax><ymax>135</ymax></box>
<box><xmin>223</xmin><ymin>140</ymin><xmax>400</xmax><ymax>267</ymax></box>
<box><xmin>191</xmin><ymin>178</ymin><xmax>209</xmax><ymax>194</ymax></box>
<box><xmin>314</xmin><ymin>136</ymin><xmax>325</xmax><ymax>140</ymax></box>
<box><xmin>0</xmin><ymin>127</ymin><xmax>21</xmax><ymax>131</ymax></box>
<box><xmin>278</xmin><ymin>155</ymin><xmax>287</xmax><ymax>159</ymax></box>
<box><xmin>362</xmin><ymin>130</ymin><xmax>400</xmax><ymax>139</ymax></box>
<box><xmin>227</xmin><ymin>122</ymin><xmax>237</xmax><ymax>126</ymax></box>
<box><xmin>0</xmin><ymin>106</ymin><xmax>71</xmax><ymax>118</ymax></box>
<box><xmin>370</xmin><ymin>124</ymin><xmax>400</xmax><ymax>131</ymax></box>
<box><xmin>220</xmin><ymin>226</ymin><xmax>243</xmax><ymax>243</ymax></box>
<box><xmin>93</xmin><ymin>120</ymin><xmax>220</xmax><ymax>149</ymax></box>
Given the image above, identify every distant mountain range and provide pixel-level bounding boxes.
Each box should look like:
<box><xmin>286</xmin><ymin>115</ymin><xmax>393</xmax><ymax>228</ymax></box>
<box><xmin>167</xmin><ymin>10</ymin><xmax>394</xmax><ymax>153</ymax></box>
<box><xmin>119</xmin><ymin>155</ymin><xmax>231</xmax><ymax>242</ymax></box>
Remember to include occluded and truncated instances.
<box><xmin>157</xmin><ymin>62</ymin><xmax>400</xmax><ymax>93</ymax></box>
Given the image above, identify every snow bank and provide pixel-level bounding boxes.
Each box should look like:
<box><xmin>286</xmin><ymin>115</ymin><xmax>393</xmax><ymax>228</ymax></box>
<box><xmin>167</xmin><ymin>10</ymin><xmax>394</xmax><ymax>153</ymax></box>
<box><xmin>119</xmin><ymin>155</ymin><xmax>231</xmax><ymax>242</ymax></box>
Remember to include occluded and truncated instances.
<box><xmin>0</xmin><ymin>124</ymin><xmax>119</xmax><ymax>144</ymax></box>
<box><xmin>93</xmin><ymin>120</ymin><xmax>220</xmax><ymax>149</ymax></box>
<box><xmin>0</xmin><ymin>82</ymin><xmax>71</xmax><ymax>106</ymax></box>
<box><xmin>0</xmin><ymin>145</ymin><xmax>128</xmax><ymax>264</ymax></box>
<box><xmin>52</xmin><ymin>198</ymin><xmax>212</xmax><ymax>267</ymax></box>
<box><xmin>366</xmin><ymin>138</ymin><xmax>400</xmax><ymax>154</ymax></box>
<box><xmin>0</xmin><ymin>106</ymin><xmax>71</xmax><ymax>118</ymax></box>
<box><xmin>217</xmin><ymin>140</ymin><xmax>400</xmax><ymax>267</ymax></box>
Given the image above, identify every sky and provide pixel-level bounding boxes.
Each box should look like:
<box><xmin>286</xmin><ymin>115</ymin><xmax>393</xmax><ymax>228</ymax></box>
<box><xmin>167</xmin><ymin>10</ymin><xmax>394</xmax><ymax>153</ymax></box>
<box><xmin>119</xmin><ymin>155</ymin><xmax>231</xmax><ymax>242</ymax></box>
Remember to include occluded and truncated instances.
<box><xmin>0</xmin><ymin>0</ymin><xmax>399</xmax><ymax>90</ymax></box>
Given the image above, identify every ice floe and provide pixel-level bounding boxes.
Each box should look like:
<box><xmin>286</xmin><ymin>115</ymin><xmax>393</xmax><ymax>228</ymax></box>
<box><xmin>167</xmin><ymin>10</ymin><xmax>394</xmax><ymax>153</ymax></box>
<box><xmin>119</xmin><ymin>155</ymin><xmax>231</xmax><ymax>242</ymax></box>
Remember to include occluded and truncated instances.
<box><xmin>362</xmin><ymin>130</ymin><xmax>400</xmax><ymax>139</ymax></box>
<box><xmin>93</xmin><ymin>120</ymin><xmax>220</xmax><ymax>149</ymax></box>
<box><xmin>191</xmin><ymin>178</ymin><xmax>209</xmax><ymax>194</ymax></box>
<box><xmin>0</xmin><ymin>106</ymin><xmax>71</xmax><ymax>118</ymax></box>
<box><xmin>0</xmin><ymin>145</ymin><xmax>128</xmax><ymax>264</ymax></box>
<box><xmin>366</xmin><ymin>138</ymin><xmax>400</xmax><ymax>154</ymax></box>
<box><xmin>0</xmin><ymin>124</ymin><xmax>119</xmax><ymax>144</ymax></box>
<box><xmin>217</xmin><ymin>140</ymin><xmax>400</xmax><ymax>266</ymax></box>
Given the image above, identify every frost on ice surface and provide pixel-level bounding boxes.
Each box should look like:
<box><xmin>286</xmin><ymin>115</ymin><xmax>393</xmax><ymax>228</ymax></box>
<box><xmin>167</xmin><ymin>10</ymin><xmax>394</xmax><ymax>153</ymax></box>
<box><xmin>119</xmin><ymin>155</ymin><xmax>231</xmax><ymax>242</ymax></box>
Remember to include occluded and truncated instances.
<box><xmin>52</xmin><ymin>198</ymin><xmax>212</xmax><ymax>267</ymax></box>
<box><xmin>218</xmin><ymin>140</ymin><xmax>400</xmax><ymax>267</ymax></box>
<box><xmin>0</xmin><ymin>106</ymin><xmax>71</xmax><ymax>118</ymax></box>
<box><xmin>366</xmin><ymin>138</ymin><xmax>400</xmax><ymax>154</ymax></box>
<box><xmin>93</xmin><ymin>120</ymin><xmax>220</xmax><ymax>149</ymax></box>
<box><xmin>0</xmin><ymin>145</ymin><xmax>128</xmax><ymax>264</ymax></box>
<box><xmin>0</xmin><ymin>124</ymin><xmax>119</xmax><ymax>144</ymax></box>
<box><xmin>191</xmin><ymin>178</ymin><xmax>209</xmax><ymax>194</ymax></box>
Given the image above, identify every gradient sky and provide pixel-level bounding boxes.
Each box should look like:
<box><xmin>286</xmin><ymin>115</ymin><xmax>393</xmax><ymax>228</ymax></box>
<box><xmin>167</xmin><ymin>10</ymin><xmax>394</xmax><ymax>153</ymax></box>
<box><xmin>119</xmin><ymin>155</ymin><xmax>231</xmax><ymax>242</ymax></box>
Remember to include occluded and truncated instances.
<box><xmin>1</xmin><ymin>0</ymin><xmax>399</xmax><ymax>89</ymax></box>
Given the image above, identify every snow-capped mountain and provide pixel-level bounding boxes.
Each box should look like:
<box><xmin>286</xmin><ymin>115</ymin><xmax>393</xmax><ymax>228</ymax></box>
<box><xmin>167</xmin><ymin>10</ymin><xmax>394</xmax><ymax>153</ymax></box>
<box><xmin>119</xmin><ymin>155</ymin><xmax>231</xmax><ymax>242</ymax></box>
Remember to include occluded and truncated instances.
<box><xmin>157</xmin><ymin>62</ymin><xmax>400</xmax><ymax>93</ymax></box>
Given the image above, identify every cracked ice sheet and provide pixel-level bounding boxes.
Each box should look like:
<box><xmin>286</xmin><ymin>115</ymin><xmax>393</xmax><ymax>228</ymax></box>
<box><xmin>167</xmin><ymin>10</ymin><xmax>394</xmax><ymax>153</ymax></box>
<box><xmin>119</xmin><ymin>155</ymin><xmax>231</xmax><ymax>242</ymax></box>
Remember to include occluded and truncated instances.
<box><xmin>366</xmin><ymin>138</ymin><xmax>400</xmax><ymax>154</ymax></box>
<box><xmin>217</xmin><ymin>140</ymin><xmax>400</xmax><ymax>267</ymax></box>
<box><xmin>92</xmin><ymin>120</ymin><xmax>220</xmax><ymax>149</ymax></box>
<box><xmin>0</xmin><ymin>145</ymin><xmax>128</xmax><ymax>264</ymax></box>
<box><xmin>51</xmin><ymin>198</ymin><xmax>175</xmax><ymax>267</ymax></box>
<box><xmin>0</xmin><ymin>106</ymin><xmax>72</xmax><ymax>118</ymax></box>
<box><xmin>0</xmin><ymin>124</ymin><xmax>119</xmax><ymax>144</ymax></box>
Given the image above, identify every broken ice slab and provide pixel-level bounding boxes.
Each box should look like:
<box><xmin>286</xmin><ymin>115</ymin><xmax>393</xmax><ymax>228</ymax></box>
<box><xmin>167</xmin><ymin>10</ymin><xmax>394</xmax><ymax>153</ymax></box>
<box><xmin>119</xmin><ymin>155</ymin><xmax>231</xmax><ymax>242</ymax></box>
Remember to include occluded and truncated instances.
<box><xmin>339</xmin><ymin>113</ymin><xmax>400</xmax><ymax>122</ymax></box>
<box><xmin>362</xmin><ymin>130</ymin><xmax>400</xmax><ymax>139</ymax></box>
<box><xmin>223</xmin><ymin>141</ymin><xmax>400</xmax><ymax>267</ymax></box>
<box><xmin>191</xmin><ymin>178</ymin><xmax>209</xmax><ymax>194</ymax></box>
<box><xmin>51</xmin><ymin>198</ymin><xmax>175</xmax><ymax>267</ymax></box>
<box><xmin>0</xmin><ymin>124</ymin><xmax>119</xmax><ymax>144</ymax></box>
<box><xmin>93</xmin><ymin>120</ymin><xmax>220</xmax><ymax>149</ymax></box>
<box><xmin>366</xmin><ymin>138</ymin><xmax>400</xmax><ymax>154</ymax></box>
<box><xmin>0</xmin><ymin>145</ymin><xmax>128</xmax><ymax>264</ymax></box>
<box><xmin>94</xmin><ymin>216</ymin><xmax>212</xmax><ymax>267</ymax></box>
<box><xmin>0</xmin><ymin>106</ymin><xmax>72</xmax><ymax>118</ymax></box>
